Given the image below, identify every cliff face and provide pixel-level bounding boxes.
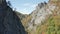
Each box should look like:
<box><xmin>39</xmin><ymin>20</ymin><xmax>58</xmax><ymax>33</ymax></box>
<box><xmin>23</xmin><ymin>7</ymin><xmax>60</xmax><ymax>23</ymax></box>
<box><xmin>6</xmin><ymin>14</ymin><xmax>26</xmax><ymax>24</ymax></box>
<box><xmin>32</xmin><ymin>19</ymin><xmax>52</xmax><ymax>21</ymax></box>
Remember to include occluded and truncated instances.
<box><xmin>0</xmin><ymin>0</ymin><xmax>27</xmax><ymax>34</ymax></box>
<box><xmin>21</xmin><ymin>0</ymin><xmax>60</xmax><ymax>34</ymax></box>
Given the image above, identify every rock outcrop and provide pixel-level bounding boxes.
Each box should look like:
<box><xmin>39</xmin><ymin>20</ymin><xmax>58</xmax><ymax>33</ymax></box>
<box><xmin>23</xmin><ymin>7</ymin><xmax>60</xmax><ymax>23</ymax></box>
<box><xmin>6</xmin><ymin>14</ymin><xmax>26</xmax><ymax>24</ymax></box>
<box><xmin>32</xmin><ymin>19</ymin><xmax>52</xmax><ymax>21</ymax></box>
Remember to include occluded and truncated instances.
<box><xmin>0</xmin><ymin>0</ymin><xmax>27</xmax><ymax>34</ymax></box>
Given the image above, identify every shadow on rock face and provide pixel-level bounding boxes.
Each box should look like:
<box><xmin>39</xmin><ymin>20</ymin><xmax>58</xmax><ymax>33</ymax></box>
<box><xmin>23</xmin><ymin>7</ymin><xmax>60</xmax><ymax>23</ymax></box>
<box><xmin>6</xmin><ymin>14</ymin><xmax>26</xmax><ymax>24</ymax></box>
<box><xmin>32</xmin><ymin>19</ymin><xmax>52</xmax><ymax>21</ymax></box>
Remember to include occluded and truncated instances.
<box><xmin>0</xmin><ymin>0</ymin><xmax>27</xmax><ymax>34</ymax></box>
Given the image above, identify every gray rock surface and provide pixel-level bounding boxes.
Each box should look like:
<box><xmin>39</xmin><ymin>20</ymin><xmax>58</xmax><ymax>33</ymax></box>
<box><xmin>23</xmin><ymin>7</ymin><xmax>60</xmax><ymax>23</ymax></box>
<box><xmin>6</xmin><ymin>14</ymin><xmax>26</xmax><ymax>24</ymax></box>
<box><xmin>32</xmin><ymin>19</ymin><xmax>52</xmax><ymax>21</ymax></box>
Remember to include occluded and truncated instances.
<box><xmin>0</xmin><ymin>0</ymin><xmax>27</xmax><ymax>34</ymax></box>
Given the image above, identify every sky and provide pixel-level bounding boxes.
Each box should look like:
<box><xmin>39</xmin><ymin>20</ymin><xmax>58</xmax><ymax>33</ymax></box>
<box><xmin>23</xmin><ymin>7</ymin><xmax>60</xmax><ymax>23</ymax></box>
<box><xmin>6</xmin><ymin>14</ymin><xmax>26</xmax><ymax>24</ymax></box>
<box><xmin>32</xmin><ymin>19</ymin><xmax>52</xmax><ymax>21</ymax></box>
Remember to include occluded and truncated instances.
<box><xmin>6</xmin><ymin>0</ymin><xmax>49</xmax><ymax>14</ymax></box>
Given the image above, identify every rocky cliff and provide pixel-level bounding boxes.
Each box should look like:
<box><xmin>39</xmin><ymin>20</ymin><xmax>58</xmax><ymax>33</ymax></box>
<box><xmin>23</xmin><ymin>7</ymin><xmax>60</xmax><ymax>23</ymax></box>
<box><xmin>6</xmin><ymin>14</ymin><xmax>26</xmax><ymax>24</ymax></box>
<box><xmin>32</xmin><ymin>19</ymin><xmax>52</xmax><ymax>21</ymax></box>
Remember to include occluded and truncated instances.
<box><xmin>0</xmin><ymin>0</ymin><xmax>27</xmax><ymax>34</ymax></box>
<box><xmin>21</xmin><ymin>0</ymin><xmax>60</xmax><ymax>34</ymax></box>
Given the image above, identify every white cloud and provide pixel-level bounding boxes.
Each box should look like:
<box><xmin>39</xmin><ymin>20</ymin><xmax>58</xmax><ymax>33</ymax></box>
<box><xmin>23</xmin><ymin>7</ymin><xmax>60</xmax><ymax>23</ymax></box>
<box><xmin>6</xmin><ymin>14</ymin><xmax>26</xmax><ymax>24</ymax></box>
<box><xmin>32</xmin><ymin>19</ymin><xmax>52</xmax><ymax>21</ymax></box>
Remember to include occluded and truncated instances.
<box><xmin>23</xmin><ymin>3</ymin><xmax>30</xmax><ymax>6</ymax></box>
<box><xmin>17</xmin><ymin>3</ymin><xmax>37</xmax><ymax>14</ymax></box>
<box><xmin>23</xmin><ymin>3</ymin><xmax>37</xmax><ymax>10</ymax></box>
<box><xmin>23</xmin><ymin>3</ymin><xmax>37</xmax><ymax>7</ymax></box>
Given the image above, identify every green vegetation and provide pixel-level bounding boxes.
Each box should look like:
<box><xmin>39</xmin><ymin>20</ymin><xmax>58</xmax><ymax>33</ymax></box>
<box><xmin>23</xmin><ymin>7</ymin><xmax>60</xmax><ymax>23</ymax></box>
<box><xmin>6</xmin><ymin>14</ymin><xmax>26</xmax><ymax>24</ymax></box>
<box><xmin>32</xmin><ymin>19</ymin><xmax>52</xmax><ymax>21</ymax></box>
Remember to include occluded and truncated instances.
<box><xmin>36</xmin><ymin>15</ymin><xmax>60</xmax><ymax>34</ymax></box>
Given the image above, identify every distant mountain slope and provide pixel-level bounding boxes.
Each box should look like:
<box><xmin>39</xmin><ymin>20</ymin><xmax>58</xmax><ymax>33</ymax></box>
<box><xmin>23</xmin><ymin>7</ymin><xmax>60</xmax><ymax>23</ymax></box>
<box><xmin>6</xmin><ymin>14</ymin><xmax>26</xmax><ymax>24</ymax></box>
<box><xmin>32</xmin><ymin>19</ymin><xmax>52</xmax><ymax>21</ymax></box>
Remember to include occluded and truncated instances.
<box><xmin>15</xmin><ymin>11</ymin><xmax>28</xmax><ymax>20</ymax></box>
<box><xmin>15</xmin><ymin>11</ymin><xmax>28</xmax><ymax>26</ymax></box>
